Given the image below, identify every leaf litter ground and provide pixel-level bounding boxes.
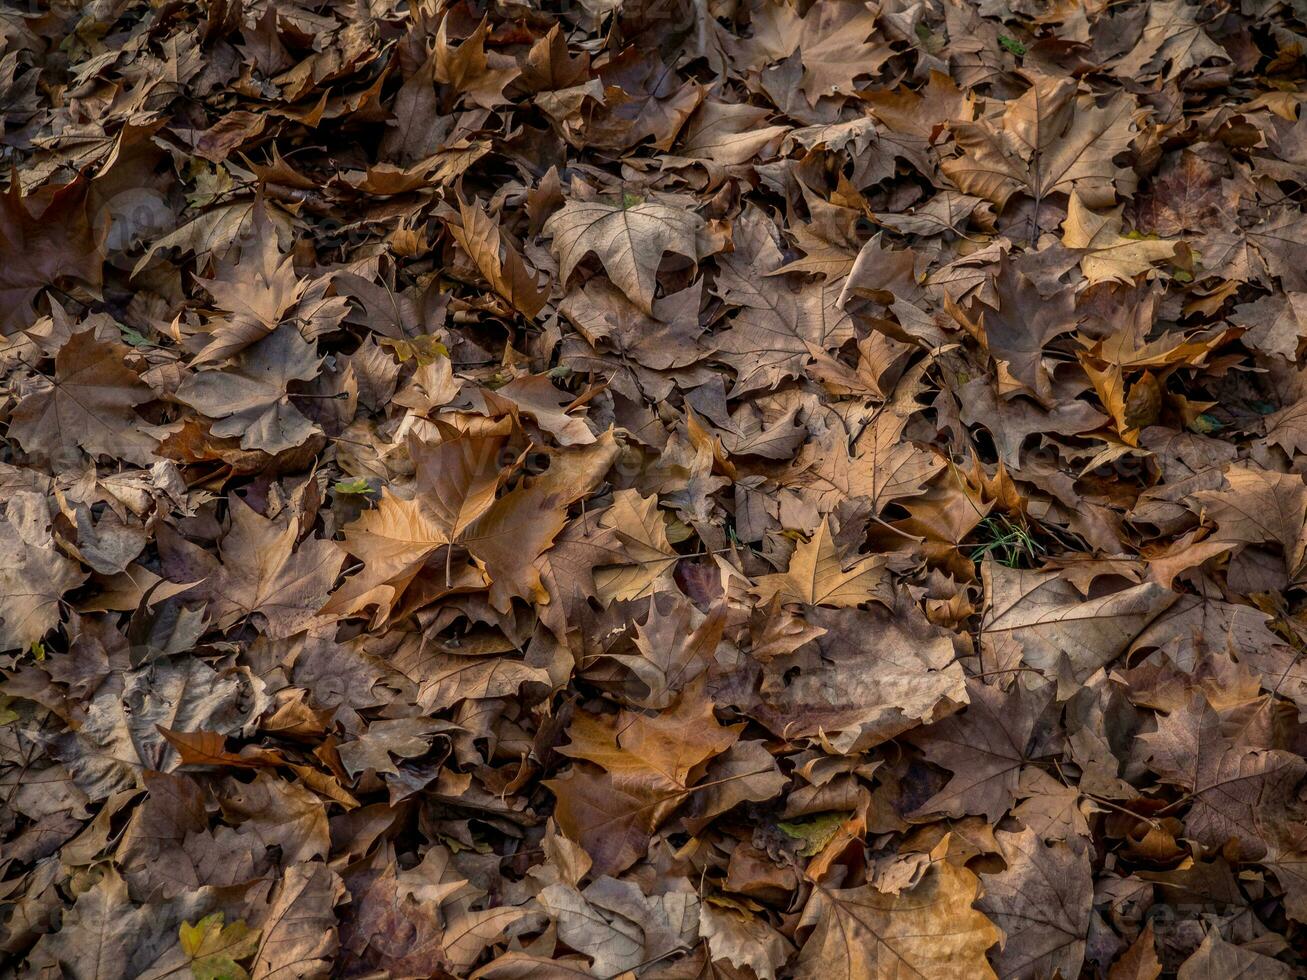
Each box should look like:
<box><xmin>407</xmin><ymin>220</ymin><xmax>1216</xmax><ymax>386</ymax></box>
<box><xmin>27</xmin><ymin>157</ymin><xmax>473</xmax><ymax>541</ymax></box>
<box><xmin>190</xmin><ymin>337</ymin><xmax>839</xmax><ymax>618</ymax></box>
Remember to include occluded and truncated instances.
<box><xmin>4</xmin><ymin>1</ymin><xmax>1307</xmax><ymax>977</ymax></box>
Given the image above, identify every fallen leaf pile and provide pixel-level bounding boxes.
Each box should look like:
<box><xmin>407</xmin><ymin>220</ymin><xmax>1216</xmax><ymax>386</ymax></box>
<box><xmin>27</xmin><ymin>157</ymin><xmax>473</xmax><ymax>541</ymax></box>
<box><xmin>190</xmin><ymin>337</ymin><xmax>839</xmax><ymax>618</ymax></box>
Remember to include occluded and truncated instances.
<box><xmin>7</xmin><ymin>0</ymin><xmax>1307</xmax><ymax>976</ymax></box>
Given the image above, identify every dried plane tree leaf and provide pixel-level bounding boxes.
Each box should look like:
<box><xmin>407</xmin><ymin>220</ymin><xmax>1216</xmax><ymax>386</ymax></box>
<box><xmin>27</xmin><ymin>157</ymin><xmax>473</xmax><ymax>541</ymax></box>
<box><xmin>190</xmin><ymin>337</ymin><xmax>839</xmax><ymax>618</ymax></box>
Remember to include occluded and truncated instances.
<box><xmin>175</xmin><ymin>325</ymin><xmax>324</xmax><ymax>454</ymax></box>
<box><xmin>978</xmin><ymin>827</ymin><xmax>1093</xmax><ymax>980</ymax></box>
<box><xmin>448</xmin><ymin>195</ymin><xmax>548</xmax><ymax>319</ymax></box>
<box><xmin>545</xmin><ymin>198</ymin><xmax>704</xmax><ymax>315</ymax></box>
<box><xmin>1063</xmin><ymin>192</ymin><xmax>1179</xmax><ymax>285</ymax></box>
<box><xmin>751</xmin><ymin>517</ymin><xmax>893</xmax><ymax>609</ymax></box>
<box><xmin>0</xmin><ymin>508</ymin><xmax>87</xmax><ymax>651</ymax></box>
<box><xmin>1176</xmin><ymin>929</ymin><xmax>1293</xmax><ymax>979</ymax></box>
<box><xmin>795</xmin><ymin>853</ymin><xmax>1000</xmax><ymax>979</ymax></box>
<box><xmin>9</xmin><ymin>328</ymin><xmax>158</xmax><ymax>466</ymax></box>
<box><xmin>713</xmin><ymin>209</ymin><xmax>854</xmax><ymax>395</ymax></box>
<box><xmin>748</xmin><ymin>598</ymin><xmax>968</xmax><ymax>753</ymax></box>
<box><xmin>26</xmin><ymin>867</ymin><xmax>168</xmax><ymax>980</ymax></box>
<box><xmin>249</xmin><ymin>862</ymin><xmax>344</xmax><ymax>979</ymax></box>
<box><xmin>1138</xmin><ymin>693</ymin><xmax>1307</xmax><ymax>858</ymax></box>
<box><xmin>547</xmin><ymin>685</ymin><xmax>739</xmax><ymax>876</ymax></box>
<box><xmin>910</xmin><ymin>677</ymin><xmax>1052</xmax><ymax>823</ymax></box>
<box><xmin>0</xmin><ymin>178</ymin><xmax>102</xmax><ymax>334</ymax></box>
<box><xmin>981</xmin><ymin>561</ymin><xmax>1177</xmax><ymax>691</ymax></box>
<box><xmin>942</xmin><ymin>76</ymin><xmax>1142</xmax><ymax>212</ymax></box>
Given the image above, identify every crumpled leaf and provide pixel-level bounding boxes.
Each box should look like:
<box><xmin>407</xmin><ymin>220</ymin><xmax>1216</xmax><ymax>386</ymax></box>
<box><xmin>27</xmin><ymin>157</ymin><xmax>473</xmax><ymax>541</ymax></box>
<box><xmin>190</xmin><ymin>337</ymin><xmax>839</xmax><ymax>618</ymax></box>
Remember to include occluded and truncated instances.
<box><xmin>1176</xmin><ymin>929</ymin><xmax>1292</xmax><ymax>979</ymax></box>
<box><xmin>1111</xmin><ymin>0</ymin><xmax>1230</xmax><ymax>82</ymax></box>
<box><xmin>546</xmin><ymin>685</ymin><xmax>740</xmax><ymax>876</ymax></box>
<box><xmin>27</xmin><ymin>867</ymin><xmax>169</xmax><ymax>980</ymax></box>
<box><xmin>749</xmin><ymin>598</ymin><xmax>968</xmax><ymax>753</ymax></box>
<box><xmin>1062</xmin><ymin>192</ymin><xmax>1178</xmax><ymax>284</ymax></box>
<box><xmin>712</xmin><ymin>209</ymin><xmax>854</xmax><ymax>395</ymax></box>
<box><xmin>538</xmin><ymin>877</ymin><xmax>699</xmax><ymax>977</ymax></box>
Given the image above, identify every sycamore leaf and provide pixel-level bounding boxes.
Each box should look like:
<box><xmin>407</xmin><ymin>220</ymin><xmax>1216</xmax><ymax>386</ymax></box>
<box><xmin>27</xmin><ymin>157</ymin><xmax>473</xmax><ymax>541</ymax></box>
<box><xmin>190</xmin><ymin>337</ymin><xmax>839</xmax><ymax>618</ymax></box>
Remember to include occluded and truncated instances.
<box><xmin>449</xmin><ymin>195</ymin><xmax>548</xmax><ymax>318</ymax></box>
<box><xmin>249</xmin><ymin>863</ymin><xmax>343</xmax><ymax>980</ymax></box>
<box><xmin>189</xmin><ymin>207</ymin><xmax>322</xmax><ymax>367</ymax></box>
<box><xmin>1176</xmin><ymin>930</ymin><xmax>1292</xmax><ymax>979</ymax></box>
<box><xmin>0</xmin><ymin>508</ymin><xmax>88</xmax><ymax>652</ymax></box>
<box><xmin>712</xmin><ymin>209</ymin><xmax>854</xmax><ymax>396</ymax></box>
<box><xmin>981</xmin><ymin>561</ymin><xmax>1177</xmax><ymax>693</ymax></box>
<box><xmin>412</xmin><ymin>419</ymin><xmax>514</xmax><ymax>541</ymax></box>
<box><xmin>699</xmin><ymin>901</ymin><xmax>794</xmax><ymax>980</ymax></box>
<box><xmin>545</xmin><ymin>199</ymin><xmax>704</xmax><ymax>314</ymax></box>
<box><xmin>27</xmin><ymin>867</ymin><xmax>161</xmax><ymax>979</ymax></box>
<box><xmin>603</xmin><ymin>595</ymin><xmax>726</xmax><ymax>708</ymax></box>
<box><xmin>1193</xmin><ymin>465</ymin><xmax>1307</xmax><ymax>583</ymax></box>
<box><xmin>9</xmin><ymin>328</ymin><xmax>157</xmax><ymax>466</ymax></box>
<box><xmin>1112</xmin><ymin>0</ymin><xmax>1230</xmax><ymax>82</ymax></box>
<box><xmin>943</xmin><ymin>76</ymin><xmax>1141</xmax><ymax>210</ymax></box>
<box><xmin>0</xmin><ymin>177</ymin><xmax>102</xmax><ymax>334</ymax></box>
<box><xmin>728</xmin><ymin>0</ymin><xmax>893</xmax><ymax>105</ymax></box>
<box><xmin>748</xmin><ymin>599</ymin><xmax>968</xmax><ymax>753</ymax></box>
<box><xmin>795</xmin><ymin>856</ymin><xmax>1000</xmax><ymax>979</ymax></box>
<box><xmin>435</xmin><ymin>18</ymin><xmax>520</xmax><ymax>109</ymax></box>
<box><xmin>591</xmin><ymin>489</ymin><xmax>681</xmax><ymax>605</ymax></box>
<box><xmin>210</xmin><ymin>498</ymin><xmax>343</xmax><ymax>638</ymax></box>
<box><xmin>328</xmin><ymin>422</ymin><xmax>596</xmax><ymax>619</ymax></box>
<box><xmin>341</xmin><ymin>861</ymin><xmax>539</xmax><ymax>975</ymax></box>
<box><xmin>910</xmin><ymin>677</ymin><xmax>1051</xmax><ymax>823</ymax></box>
<box><xmin>1137</xmin><ymin>149</ymin><xmax>1229</xmax><ymax>236</ymax></box>
<box><xmin>978</xmin><ymin>828</ymin><xmax>1093</xmax><ymax>980</ymax></box>
<box><xmin>972</xmin><ymin>263</ymin><xmax>1078</xmax><ymax>403</ymax></box>
<box><xmin>175</xmin><ymin>325</ymin><xmax>323</xmax><ymax>454</ymax></box>
<box><xmin>675</xmin><ymin>102</ymin><xmax>789</xmax><ymax>167</ymax></box>
<box><xmin>1109</xmin><ymin>922</ymin><xmax>1161</xmax><ymax>980</ymax></box>
<box><xmin>546</xmin><ymin>685</ymin><xmax>740</xmax><ymax>875</ymax></box>
<box><xmin>538</xmin><ymin>878</ymin><xmax>698</xmax><ymax>978</ymax></box>
<box><xmin>752</xmin><ymin>518</ymin><xmax>892</xmax><ymax>609</ymax></box>
<box><xmin>1139</xmin><ymin>693</ymin><xmax>1307</xmax><ymax>858</ymax></box>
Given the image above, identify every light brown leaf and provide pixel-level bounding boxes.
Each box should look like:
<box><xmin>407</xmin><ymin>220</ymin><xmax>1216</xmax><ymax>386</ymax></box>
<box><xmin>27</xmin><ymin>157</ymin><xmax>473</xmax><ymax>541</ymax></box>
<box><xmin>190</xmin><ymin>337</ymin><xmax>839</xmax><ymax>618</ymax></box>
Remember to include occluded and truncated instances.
<box><xmin>545</xmin><ymin>198</ymin><xmax>704</xmax><ymax>315</ymax></box>
<box><xmin>795</xmin><ymin>853</ymin><xmax>1000</xmax><ymax>979</ymax></box>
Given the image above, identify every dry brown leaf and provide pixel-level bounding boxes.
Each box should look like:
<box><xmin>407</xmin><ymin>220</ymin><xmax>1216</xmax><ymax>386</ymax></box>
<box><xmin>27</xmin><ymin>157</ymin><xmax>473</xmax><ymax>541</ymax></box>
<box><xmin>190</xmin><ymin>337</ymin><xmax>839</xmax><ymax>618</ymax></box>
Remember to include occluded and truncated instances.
<box><xmin>751</xmin><ymin>518</ymin><xmax>893</xmax><ymax>609</ymax></box>
<box><xmin>795</xmin><ymin>851</ymin><xmax>1000</xmax><ymax>979</ymax></box>
<box><xmin>545</xmin><ymin>198</ymin><xmax>704</xmax><ymax>315</ymax></box>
